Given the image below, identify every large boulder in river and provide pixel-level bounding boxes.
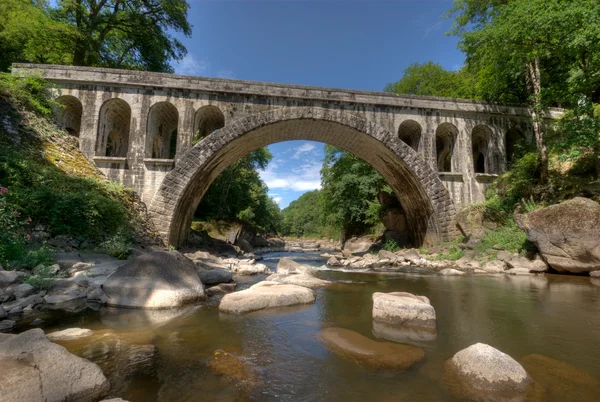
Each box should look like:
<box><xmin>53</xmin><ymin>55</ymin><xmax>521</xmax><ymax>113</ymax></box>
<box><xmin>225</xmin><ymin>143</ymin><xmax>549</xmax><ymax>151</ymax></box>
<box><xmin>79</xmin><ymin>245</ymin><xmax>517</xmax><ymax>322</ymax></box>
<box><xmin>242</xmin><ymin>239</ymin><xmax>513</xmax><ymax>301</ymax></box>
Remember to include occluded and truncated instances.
<box><xmin>442</xmin><ymin>343</ymin><xmax>534</xmax><ymax>401</ymax></box>
<box><xmin>0</xmin><ymin>329</ymin><xmax>109</xmax><ymax>401</ymax></box>
<box><xmin>276</xmin><ymin>257</ymin><xmax>311</xmax><ymax>274</ymax></box>
<box><xmin>372</xmin><ymin>292</ymin><xmax>436</xmax><ymax>331</ymax></box>
<box><xmin>103</xmin><ymin>250</ymin><xmax>205</xmax><ymax>309</ymax></box>
<box><xmin>265</xmin><ymin>273</ymin><xmax>330</xmax><ymax>289</ymax></box>
<box><xmin>516</xmin><ymin>197</ymin><xmax>600</xmax><ymax>273</ymax></box>
<box><xmin>219</xmin><ymin>281</ymin><xmax>315</xmax><ymax>314</ymax></box>
<box><xmin>343</xmin><ymin>236</ymin><xmax>374</xmax><ymax>254</ymax></box>
<box><xmin>319</xmin><ymin>327</ymin><xmax>424</xmax><ymax>370</ymax></box>
<box><xmin>196</xmin><ymin>266</ymin><xmax>232</xmax><ymax>286</ymax></box>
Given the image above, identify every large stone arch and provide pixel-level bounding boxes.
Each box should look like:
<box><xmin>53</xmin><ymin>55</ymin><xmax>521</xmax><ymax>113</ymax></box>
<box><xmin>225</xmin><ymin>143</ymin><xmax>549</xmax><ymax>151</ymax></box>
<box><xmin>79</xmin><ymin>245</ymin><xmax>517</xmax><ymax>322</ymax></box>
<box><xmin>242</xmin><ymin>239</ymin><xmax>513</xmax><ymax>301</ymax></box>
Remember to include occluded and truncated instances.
<box><xmin>149</xmin><ymin>107</ymin><xmax>459</xmax><ymax>248</ymax></box>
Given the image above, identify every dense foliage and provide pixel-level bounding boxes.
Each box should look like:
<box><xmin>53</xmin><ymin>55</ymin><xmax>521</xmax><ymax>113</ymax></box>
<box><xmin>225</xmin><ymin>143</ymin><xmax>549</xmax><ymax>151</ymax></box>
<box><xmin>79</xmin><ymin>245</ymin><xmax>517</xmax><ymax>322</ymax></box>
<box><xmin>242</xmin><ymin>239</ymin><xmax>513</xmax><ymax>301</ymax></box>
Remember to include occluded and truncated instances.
<box><xmin>0</xmin><ymin>0</ymin><xmax>191</xmax><ymax>72</ymax></box>
<box><xmin>0</xmin><ymin>73</ymin><xmax>137</xmax><ymax>266</ymax></box>
<box><xmin>194</xmin><ymin>148</ymin><xmax>283</xmax><ymax>234</ymax></box>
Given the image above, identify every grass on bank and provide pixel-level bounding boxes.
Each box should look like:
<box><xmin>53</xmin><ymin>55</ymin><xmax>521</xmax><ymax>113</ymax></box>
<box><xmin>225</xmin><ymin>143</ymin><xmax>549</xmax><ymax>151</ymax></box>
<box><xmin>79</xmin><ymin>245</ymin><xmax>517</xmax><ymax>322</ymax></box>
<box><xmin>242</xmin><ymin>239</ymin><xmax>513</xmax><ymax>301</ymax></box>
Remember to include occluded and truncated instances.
<box><xmin>0</xmin><ymin>73</ymin><xmax>141</xmax><ymax>269</ymax></box>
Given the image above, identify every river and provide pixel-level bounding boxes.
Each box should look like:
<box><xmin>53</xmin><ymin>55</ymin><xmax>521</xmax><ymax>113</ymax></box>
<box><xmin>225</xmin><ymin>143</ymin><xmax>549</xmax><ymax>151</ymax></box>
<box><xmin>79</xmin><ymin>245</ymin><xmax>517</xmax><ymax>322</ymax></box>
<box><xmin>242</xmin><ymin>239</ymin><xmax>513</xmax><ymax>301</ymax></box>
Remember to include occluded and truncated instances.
<box><xmin>43</xmin><ymin>251</ymin><xmax>600</xmax><ymax>401</ymax></box>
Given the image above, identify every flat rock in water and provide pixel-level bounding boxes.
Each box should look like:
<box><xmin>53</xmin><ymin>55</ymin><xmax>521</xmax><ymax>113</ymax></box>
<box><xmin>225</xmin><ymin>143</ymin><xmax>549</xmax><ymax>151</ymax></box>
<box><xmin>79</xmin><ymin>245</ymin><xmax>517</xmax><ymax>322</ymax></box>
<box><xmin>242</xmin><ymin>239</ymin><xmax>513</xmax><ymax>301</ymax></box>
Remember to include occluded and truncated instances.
<box><xmin>265</xmin><ymin>273</ymin><xmax>330</xmax><ymax>289</ymax></box>
<box><xmin>520</xmin><ymin>354</ymin><xmax>600</xmax><ymax>402</ymax></box>
<box><xmin>276</xmin><ymin>257</ymin><xmax>312</xmax><ymax>274</ymax></box>
<box><xmin>372</xmin><ymin>292</ymin><xmax>436</xmax><ymax>331</ymax></box>
<box><xmin>0</xmin><ymin>328</ymin><xmax>109</xmax><ymax>401</ymax></box>
<box><xmin>47</xmin><ymin>327</ymin><xmax>93</xmax><ymax>341</ymax></box>
<box><xmin>442</xmin><ymin>343</ymin><xmax>534</xmax><ymax>401</ymax></box>
<box><xmin>219</xmin><ymin>281</ymin><xmax>315</xmax><ymax>314</ymax></box>
<box><xmin>103</xmin><ymin>250</ymin><xmax>206</xmax><ymax>309</ymax></box>
<box><xmin>319</xmin><ymin>327</ymin><xmax>424</xmax><ymax>370</ymax></box>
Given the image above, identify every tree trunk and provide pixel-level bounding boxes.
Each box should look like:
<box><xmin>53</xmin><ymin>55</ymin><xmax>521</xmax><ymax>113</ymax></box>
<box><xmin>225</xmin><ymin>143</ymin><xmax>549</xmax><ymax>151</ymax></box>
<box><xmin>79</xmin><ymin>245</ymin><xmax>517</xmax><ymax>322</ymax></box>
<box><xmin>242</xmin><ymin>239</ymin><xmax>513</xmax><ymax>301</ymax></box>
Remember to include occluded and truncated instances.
<box><xmin>526</xmin><ymin>56</ymin><xmax>548</xmax><ymax>184</ymax></box>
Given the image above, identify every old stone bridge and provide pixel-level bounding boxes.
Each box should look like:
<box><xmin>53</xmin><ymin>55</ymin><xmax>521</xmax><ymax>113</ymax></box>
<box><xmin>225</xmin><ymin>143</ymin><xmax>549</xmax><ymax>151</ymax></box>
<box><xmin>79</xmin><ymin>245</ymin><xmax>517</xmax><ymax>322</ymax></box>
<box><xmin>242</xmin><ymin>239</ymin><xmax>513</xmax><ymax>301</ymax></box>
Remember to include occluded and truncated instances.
<box><xmin>13</xmin><ymin>64</ymin><xmax>557</xmax><ymax>247</ymax></box>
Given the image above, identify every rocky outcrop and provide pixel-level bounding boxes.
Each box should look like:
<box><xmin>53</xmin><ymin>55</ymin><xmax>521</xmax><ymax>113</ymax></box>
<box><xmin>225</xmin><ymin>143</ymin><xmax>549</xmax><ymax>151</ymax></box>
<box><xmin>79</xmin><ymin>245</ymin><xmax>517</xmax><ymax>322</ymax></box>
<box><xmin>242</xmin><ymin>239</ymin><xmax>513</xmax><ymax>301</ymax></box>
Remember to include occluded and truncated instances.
<box><xmin>276</xmin><ymin>257</ymin><xmax>312</xmax><ymax>274</ymax></box>
<box><xmin>0</xmin><ymin>329</ymin><xmax>109</xmax><ymax>401</ymax></box>
<box><xmin>442</xmin><ymin>343</ymin><xmax>533</xmax><ymax>401</ymax></box>
<box><xmin>0</xmin><ymin>271</ymin><xmax>25</xmax><ymax>290</ymax></box>
<box><xmin>206</xmin><ymin>283</ymin><xmax>236</xmax><ymax>297</ymax></box>
<box><xmin>372</xmin><ymin>292</ymin><xmax>436</xmax><ymax>331</ymax></box>
<box><xmin>219</xmin><ymin>281</ymin><xmax>315</xmax><ymax>314</ymax></box>
<box><xmin>265</xmin><ymin>273</ymin><xmax>330</xmax><ymax>289</ymax></box>
<box><xmin>343</xmin><ymin>236</ymin><xmax>374</xmax><ymax>254</ymax></box>
<box><xmin>103</xmin><ymin>250</ymin><xmax>206</xmax><ymax>309</ymax></box>
<box><xmin>517</xmin><ymin>197</ymin><xmax>600</xmax><ymax>273</ymax></box>
<box><xmin>319</xmin><ymin>327</ymin><xmax>424</xmax><ymax>370</ymax></box>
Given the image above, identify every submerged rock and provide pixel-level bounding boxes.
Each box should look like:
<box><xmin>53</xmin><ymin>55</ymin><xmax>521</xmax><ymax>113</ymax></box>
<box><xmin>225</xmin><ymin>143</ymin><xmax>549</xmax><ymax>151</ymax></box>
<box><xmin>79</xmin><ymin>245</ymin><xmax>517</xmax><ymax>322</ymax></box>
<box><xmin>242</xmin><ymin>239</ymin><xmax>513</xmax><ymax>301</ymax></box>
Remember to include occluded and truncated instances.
<box><xmin>517</xmin><ymin>197</ymin><xmax>600</xmax><ymax>273</ymax></box>
<box><xmin>319</xmin><ymin>327</ymin><xmax>424</xmax><ymax>370</ymax></box>
<box><xmin>208</xmin><ymin>349</ymin><xmax>263</xmax><ymax>392</ymax></box>
<box><xmin>265</xmin><ymin>273</ymin><xmax>330</xmax><ymax>289</ymax></box>
<box><xmin>47</xmin><ymin>327</ymin><xmax>93</xmax><ymax>341</ymax></box>
<box><xmin>219</xmin><ymin>281</ymin><xmax>315</xmax><ymax>314</ymax></box>
<box><xmin>103</xmin><ymin>250</ymin><xmax>206</xmax><ymax>309</ymax></box>
<box><xmin>0</xmin><ymin>328</ymin><xmax>109</xmax><ymax>401</ymax></box>
<box><xmin>520</xmin><ymin>354</ymin><xmax>600</xmax><ymax>402</ymax></box>
<box><xmin>442</xmin><ymin>343</ymin><xmax>533</xmax><ymax>401</ymax></box>
<box><xmin>372</xmin><ymin>321</ymin><xmax>436</xmax><ymax>344</ymax></box>
<box><xmin>372</xmin><ymin>292</ymin><xmax>436</xmax><ymax>331</ymax></box>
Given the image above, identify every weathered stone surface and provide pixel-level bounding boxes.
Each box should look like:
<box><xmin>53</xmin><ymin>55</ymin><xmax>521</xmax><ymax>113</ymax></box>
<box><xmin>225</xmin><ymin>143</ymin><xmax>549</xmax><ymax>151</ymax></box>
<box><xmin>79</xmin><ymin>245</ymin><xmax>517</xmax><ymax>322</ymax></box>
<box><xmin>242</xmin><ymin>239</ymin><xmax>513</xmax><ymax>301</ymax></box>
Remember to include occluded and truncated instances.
<box><xmin>228</xmin><ymin>260</ymin><xmax>270</xmax><ymax>275</ymax></box>
<box><xmin>590</xmin><ymin>270</ymin><xmax>600</xmax><ymax>278</ymax></box>
<box><xmin>377</xmin><ymin>249</ymin><xmax>399</xmax><ymax>262</ymax></box>
<box><xmin>372</xmin><ymin>321</ymin><xmax>437</xmax><ymax>344</ymax></box>
<box><xmin>2</xmin><ymin>294</ymin><xmax>43</xmax><ymax>311</ymax></box>
<box><xmin>403</xmin><ymin>249</ymin><xmax>423</xmax><ymax>264</ymax></box>
<box><xmin>47</xmin><ymin>328</ymin><xmax>93</xmax><ymax>341</ymax></box>
<box><xmin>372</xmin><ymin>292</ymin><xmax>436</xmax><ymax>331</ymax></box>
<box><xmin>206</xmin><ymin>283</ymin><xmax>236</xmax><ymax>297</ymax></box>
<box><xmin>319</xmin><ymin>327</ymin><xmax>424</xmax><ymax>370</ymax></box>
<box><xmin>71</xmin><ymin>260</ymin><xmax>127</xmax><ymax>278</ymax></box>
<box><xmin>508</xmin><ymin>256</ymin><xmax>548</xmax><ymax>273</ymax></box>
<box><xmin>265</xmin><ymin>273</ymin><xmax>330</xmax><ymax>289</ymax></box>
<box><xmin>506</xmin><ymin>268</ymin><xmax>533</xmax><ymax>276</ymax></box>
<box><xmin>103</xmin><ymin>250</ymin><xmax>205</xmax><ymax>309</ymax></box>
<box><xmin>0</xmin><ymin>358</ymin><xmax>45</xmax><ymax>402</ymax></box>
<box><xmin>327</xmin><ymin>256</ymin><xmax>342</xmax><ymax>267</ymax></box>
<box><xmin>208</xmin><ymin>349</ymin><xmax>262</xmax><ymax>392</ymax></box>
<box><xmin>343</xmin><ymin>237</ymin><xmax>374</xmax><ymax>254</ymax></box>
<box><xmin>517</xmin><ymin>197</ymin><xmax>600</xmax><ymax>273</ymax></box>
<box><xmin>443</xmin><ymin>343</ymin><xmax>531</xmax><ymax>401</ymax></box>
<box><xmin>196</xmin><ymin>266</ymin><xmax>232</xmax><ymax>285</ymax></box>
<box><xmin>0</xmin><ymin>329</ymin><xmax>109</xmax><ymax>401</ymax></box>
<box><xmin>496</xmin><ymin>250</ymin><xmax>513</xmax><ymax>263</ymax></box>
<box><xmin>0</xmin><ymin>306</ymin><xmax>6</xmax><ymax>319</ymax></box>
<box><xmin>14</xmin><ymin>283</ymin><xmax>36</xmax><ymax>299</ymax></box>
<box><xmin>439</xmin><ymin>268</ymin><xmax>466</xmax><ymax>276</ymax></box>
<box><xmin>219</xmin><ymin>281</ymin><xmax>315</xmax><ymax>314</ymax></box>
<box><xmin>0</xmin><ymin>271</ymin><xmax>24</xmax><ymax>290</ymax></box>
<box><xmin>482</xmin><ymin>260</ymin><xmax>507</xmax><ymax>273</ymax></box>
<box><xmin>0</xmin><ymin>320</ymin><xmax>16</xmax><ymax>332</ymax></box>
<box><xmin>276</xmin><ymin>257</ymin><xmax>312</xmax><ymax>274</ymax></box>
<box><xmin>520</xmin><ymin>354</ymin><xmax>600</xmax><ymax>402</ymax></box>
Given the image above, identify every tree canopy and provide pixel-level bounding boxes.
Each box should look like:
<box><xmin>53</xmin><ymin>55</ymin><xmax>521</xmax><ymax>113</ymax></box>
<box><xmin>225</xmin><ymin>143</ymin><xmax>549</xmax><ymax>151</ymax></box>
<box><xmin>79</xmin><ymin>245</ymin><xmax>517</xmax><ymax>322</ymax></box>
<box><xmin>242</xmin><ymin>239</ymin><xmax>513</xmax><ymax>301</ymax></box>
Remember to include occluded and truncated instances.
<box><xmin>0</xmin><ymin>0</ymin><xmax>192</xmax><ymax>72</ymax></box>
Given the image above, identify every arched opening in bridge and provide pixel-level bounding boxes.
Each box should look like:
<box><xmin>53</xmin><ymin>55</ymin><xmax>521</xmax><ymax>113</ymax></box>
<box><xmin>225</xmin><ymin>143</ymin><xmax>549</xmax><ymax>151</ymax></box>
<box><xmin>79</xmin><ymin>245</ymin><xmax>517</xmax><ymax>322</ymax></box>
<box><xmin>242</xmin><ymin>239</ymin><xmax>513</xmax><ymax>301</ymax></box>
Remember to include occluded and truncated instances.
<box><xmin>472</xmin><ymin>125</ymin><xmax>492</xmax><ymax>174</ymax></box>
<box><xmin>96</xmin><ymin>98</ymin><xmax>131</xmax><ymax>157</ymax></box>
<box><xmin>506</xmin><ymin>128</ymin><xmax>525</xmax><ymax>166</ymax></box>
<box><xmin>149</xmin><ymin>109</ymin><xmax>457</xmax><ymax>248</ymax></box>
<box><xmin>193</xmin><ymin>105</ymin><xmax>225</xmax><ymax>145</ymax></box>
<box><xmin>435</xmin><ymin>123</ymin><xmax>457</xmax><ymax>172</ymax></box>
<box><xmin>53</xmin><ymin>95</ymin><xmax>82</xmax><ymax>137</ymax></box>
<box><xmin>146</xmin><ymin>102</ymin><xmax>178</xmax><ymax>159</ymax></box>
<box><xmin>398</xmin><ymin>120</ymin><xmax>422</xmax><ymax>152</ymax></box>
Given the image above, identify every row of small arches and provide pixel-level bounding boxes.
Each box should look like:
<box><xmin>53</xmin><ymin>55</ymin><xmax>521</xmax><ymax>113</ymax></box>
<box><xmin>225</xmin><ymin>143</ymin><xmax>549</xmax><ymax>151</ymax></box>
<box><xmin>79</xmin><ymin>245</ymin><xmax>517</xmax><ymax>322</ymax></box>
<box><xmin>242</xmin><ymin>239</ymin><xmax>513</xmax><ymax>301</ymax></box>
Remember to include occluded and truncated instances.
<box><xmin>53</xmin><ymin>96</ymin><xmax>226</xmax><ymax>159</ymax></box>
<box><xmin>397</xmin><ymin>119</ymin><xmax>525</xmax><ymax>174</ymax></box>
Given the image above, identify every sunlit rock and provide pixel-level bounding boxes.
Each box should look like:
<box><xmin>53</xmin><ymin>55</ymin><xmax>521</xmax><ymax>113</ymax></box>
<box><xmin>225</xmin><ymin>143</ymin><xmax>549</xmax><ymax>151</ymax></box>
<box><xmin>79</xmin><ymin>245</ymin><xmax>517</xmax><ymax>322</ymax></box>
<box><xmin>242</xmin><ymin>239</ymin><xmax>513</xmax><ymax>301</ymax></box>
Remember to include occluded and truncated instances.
<box><xmin>47</xmin><ymin>327</ymin><xmax>93</xmax><ymax>341</ymax></box>
<box><xmin>265</xmin><ymin>273</ymin><xmax>330</xmax><ymax>289</ymax></box>
<box><xmin>276</xmin><ymin>257</ymin><xmax>312</xmax><ymax>274</ymax></box>
<box><xmin>372</xmin><ymin>292</ymin><xmax>436</xmax><ymax>331</ymax></box>
<box><xmin>219</xmin><ymin>281</ymin><xmax>315</xmax><ymax>314</ymax></box>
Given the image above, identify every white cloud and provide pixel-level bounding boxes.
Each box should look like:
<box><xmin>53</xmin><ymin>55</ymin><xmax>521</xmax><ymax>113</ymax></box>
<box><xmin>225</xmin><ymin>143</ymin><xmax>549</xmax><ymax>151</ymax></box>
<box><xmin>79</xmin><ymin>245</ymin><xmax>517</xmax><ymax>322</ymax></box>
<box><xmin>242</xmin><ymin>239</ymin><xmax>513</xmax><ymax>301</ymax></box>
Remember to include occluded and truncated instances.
<box><xmin>175</xmin><ymin>54</ymin><xmax>209</xmax><ymax>76</ymax></box>
<box><xmin>292</xmin><ymin>143</ymin><xmax>317</xmax><ymax>159</ymax></box>
<box><xmin>273</xmin><ymin>196</ymin><xmax>283</xmax><ymax>205</ymax></box>
<box><xmin>259</xmin><ymin>158</ymin><xmax>322</xmax><ymax>192</ymax></box>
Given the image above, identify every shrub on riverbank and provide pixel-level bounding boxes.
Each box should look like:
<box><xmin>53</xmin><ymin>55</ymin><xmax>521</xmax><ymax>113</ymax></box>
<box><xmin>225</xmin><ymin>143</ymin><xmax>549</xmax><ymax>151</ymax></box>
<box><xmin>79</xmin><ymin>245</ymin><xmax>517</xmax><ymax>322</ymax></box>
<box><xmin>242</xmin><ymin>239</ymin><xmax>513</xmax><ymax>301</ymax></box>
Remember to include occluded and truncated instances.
<box><xmin>0</xmin><ymin>73</ymin><xmax>155</xmax><ymax>267</ymax></box>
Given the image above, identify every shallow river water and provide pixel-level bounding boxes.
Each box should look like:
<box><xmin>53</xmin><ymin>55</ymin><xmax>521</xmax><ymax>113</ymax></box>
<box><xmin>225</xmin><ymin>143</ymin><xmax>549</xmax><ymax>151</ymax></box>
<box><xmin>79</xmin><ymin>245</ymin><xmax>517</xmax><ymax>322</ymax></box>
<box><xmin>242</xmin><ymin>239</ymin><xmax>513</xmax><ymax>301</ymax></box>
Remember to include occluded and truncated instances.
<box><xmin>43</xmin><ymin>252</ymin><xmax>600</xmax><ymax>401</ymax></box>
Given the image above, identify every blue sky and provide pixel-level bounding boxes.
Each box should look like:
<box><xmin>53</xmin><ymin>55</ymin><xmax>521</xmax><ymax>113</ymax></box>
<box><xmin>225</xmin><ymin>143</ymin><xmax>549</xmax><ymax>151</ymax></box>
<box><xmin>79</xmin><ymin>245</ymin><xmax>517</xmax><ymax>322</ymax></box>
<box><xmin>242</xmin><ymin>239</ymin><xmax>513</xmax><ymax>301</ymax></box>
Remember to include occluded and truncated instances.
<box><xmin>173</xmin><ymin>0</ymin><xmax>464</xmax><ymax>208</ymax></box>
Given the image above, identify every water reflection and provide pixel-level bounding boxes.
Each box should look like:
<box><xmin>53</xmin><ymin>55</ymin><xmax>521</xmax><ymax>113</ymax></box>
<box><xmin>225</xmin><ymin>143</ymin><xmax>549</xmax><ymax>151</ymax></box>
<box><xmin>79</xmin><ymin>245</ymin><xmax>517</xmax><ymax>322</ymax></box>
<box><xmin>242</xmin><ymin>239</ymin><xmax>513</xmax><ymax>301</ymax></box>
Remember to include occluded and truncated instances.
<box><xmin>47</xmin><ymin>252</ymin><xmax>600</xmax><ymax>401</ymax></box>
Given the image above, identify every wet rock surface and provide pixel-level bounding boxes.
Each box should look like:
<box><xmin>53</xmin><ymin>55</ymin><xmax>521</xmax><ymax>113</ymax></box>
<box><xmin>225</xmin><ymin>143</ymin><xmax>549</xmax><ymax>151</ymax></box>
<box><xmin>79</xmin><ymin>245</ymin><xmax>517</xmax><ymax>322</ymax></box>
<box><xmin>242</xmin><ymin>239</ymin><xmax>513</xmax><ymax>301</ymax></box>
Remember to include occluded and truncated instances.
<box><xmin>47</xmin><ymin>327</ymin><xmax>93</xmax><ymax>341</ymax></box>
<box><xmin>319</xmin><ymin>327</ymin><xmax>425</xmax><ymax>370</ymax></box>
<box><xmin>372</xmin><ymin>292</ymin><xmax>436</xmax><ymax>331</ymax></box>
<box><xmin>265</xmin><ymin>273</ymin><xmax>331</xmax><ymax>289</ymax></box>
<box><xmin>208</xmin><ymin>349</ymin><xmax>263</xmax><ymax>393</ymax></box>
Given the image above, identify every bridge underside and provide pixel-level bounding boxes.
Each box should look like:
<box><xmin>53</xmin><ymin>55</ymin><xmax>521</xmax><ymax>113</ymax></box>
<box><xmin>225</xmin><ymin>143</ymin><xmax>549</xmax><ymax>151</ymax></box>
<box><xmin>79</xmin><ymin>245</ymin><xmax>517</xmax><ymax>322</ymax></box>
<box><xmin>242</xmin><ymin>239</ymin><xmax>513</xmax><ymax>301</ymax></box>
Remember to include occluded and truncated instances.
<box><xmin>149</xmin><ymin>107</ymin><xmax>459</xmax><ymax>248</ymax></box>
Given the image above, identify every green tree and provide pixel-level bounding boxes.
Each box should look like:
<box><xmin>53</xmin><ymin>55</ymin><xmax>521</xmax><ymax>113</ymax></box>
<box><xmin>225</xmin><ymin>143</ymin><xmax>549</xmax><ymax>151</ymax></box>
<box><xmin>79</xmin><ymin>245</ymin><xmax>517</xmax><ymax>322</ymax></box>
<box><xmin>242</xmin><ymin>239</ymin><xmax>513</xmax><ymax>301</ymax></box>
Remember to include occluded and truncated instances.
<box><xmin>281</xmin><ymin>190</ymin><xmax>325</xmax><ymax>238</ymax></box>
<box><xmin>320</xmin><ymin>145</ymin><xmax>387</xmax><ymax>241</ymax></box>
<box><xmin>195</xmin><ymin>148</ymin><xmax>283</xmax><ymax>233</ymax></box>
<box><xmin>384</xmin><ymin>61</ymin><xmax>479</xmax><ymax>99</ymax></box>
<box><xmin>449</xmin><ymin>0</ymin><xmax>600</xmax><ymax>182</ymax></box>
